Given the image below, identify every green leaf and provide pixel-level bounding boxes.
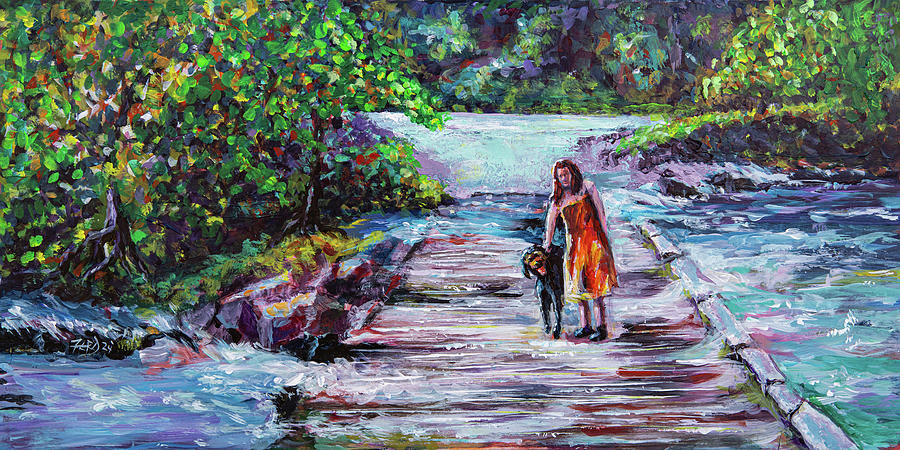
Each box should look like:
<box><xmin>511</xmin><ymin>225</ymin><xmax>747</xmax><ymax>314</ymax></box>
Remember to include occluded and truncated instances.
<box><xmin>315</xmin><ymin>23</ymin><xmax>327</xmax><ymax>39</ymax></box>
<box><xmin>43</xmin><ymin>156</ymin><xmax>57</xmax><ymax>171</ymax></box>
<box><xmin>13</xmin><ymin>53</ymin><xmax>24</xmax><ymax>68</ymax></box>
<box><xmin>29</xmin><ymin>235</ymin><xmax>42</xmax><ymax>247</ymax></box>
<box><xmin>326</xmin><ymin>0</ymin><xmax>341</xmax><ymax>17</ymax></box>
<box><xmin>128</xmin><ymin>159</ymin><xmax>143</xmax><ymax>176</ymax></box>
<box><xmin>131</xmin><ymin>229</ymin><xmax>148</xmax><ymax>243</ymax></box>
<box><xmin>48</xmin><ymin>172</ymin><xmax>59</xmax><ymax>183</ymax></box>
<box><xmin>339</xmin><ymin>36</ymin><xmax>353</xmax><ymax>51</ymax></box>
<box><xmin>20</xmin><ymin>251</ymin><xmax>34</xmax><ymax>264</ymax></box>
<box><xmin>179</xmin><ymin>43</ymin><xmax>188</xmax><ymax>54</ymax></box>
<box><xmin>227</xmin><ymin>136</ymin><xmax>236</xmax><ymax>145</ymax></box>
<box><xmin>72</xmin><ymin>168</ymin><xmax>83</xmax><ymax>179</ymax></box>
<box><xmin>112</xmin><ymin>21</ymin><xmax>125</xmax><ymax>37</ymax></box>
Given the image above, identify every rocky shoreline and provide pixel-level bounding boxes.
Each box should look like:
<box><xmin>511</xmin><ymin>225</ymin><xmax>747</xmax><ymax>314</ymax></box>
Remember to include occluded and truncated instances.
<box><xmin>579</xmin><ymin>117</ymin><xmax>897</xmax><ymax>199</ymax></box>
<box><xmin>0</xmin><ymin>233</ymin><xmax>423</xmax><ymax>363</ymax></box>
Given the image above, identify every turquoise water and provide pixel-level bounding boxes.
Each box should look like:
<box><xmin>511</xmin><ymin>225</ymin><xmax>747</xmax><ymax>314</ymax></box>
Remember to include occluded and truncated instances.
<box><xmin>642</xmin><ymin>184</ymin><xmax>900</xmax><ymax>449</ymax></box>
<box><xmin>369</xmin><ymin>112</ymin><xmax>653</xmax><ymax>197</ymax></box>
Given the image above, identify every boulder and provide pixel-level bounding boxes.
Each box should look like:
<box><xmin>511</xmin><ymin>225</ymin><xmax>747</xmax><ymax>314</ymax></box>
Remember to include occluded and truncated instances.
<box><xmin>0</xmin><ymin>291</ymin><xmax>169</xmax><ymax>359</ymax></box>
<box><xmin>790</xmin><ymin>402</ymin><xmax>857</xmax><ymax>449</ymax></box>
<box><xmin>657</xmin><ymin>176</ymin><xmax>702</xmax><ymax>199</ymax></box>
<box><xmin>707</xmin><ymin>172</ymin><xmax>770</xmax><ymax>193</ymax></box>
<box><xmin>189</xmin><ymin>236</ymin><xmax>419</xmax><ymax>359</ymax></box>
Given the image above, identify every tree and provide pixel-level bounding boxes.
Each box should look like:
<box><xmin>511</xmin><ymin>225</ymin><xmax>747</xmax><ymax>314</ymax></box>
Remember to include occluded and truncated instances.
<box><xmin>702</xmin><ymin>0</ymin><xmax>898</xmax><ymax>125</ymax></box>
<box><xmin>1</xmin><ymin>0</ymin><xmax>446</xmax><ymax>290</ymax></box>
<box><xmin>262</xmin><ymin>0</ymin><xmax>445</xmax><ymax>236</ymax></box>
<box><xmin>139</xmin><ymin>0</ymin><xmax>445</xmax><ymax>239</ymax></box>
<box><xmin>0</xmin><ymin>2</ymin><xmax>166</xmax><ymax>285</ymax></box>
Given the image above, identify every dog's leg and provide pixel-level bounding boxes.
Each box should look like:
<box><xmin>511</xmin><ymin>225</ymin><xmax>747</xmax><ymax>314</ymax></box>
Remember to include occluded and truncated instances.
<box><xmin>539</xmin><ymin>282</ymin><xmax>553</xmax><ymax>334</ymax></box>
<box><xmin>551</xmin><ymin>290</ymin><xmax>563</xmax><ymax>339</ymax></box>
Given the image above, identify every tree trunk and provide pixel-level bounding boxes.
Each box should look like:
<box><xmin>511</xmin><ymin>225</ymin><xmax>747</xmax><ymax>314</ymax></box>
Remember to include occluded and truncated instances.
<box><xmin>305</xmin><ymin>150</ymin><xmax>324</xmax><ymax>231</ymax></box>
<box><xmin>58</xmin><ymin>187</ymin><xmax>149</xmax><ymax>280</ymax></box>
<box><xmin>271</xmin><ymin>115</ymin><xmax>348</xmax><ymax>246</ymax></box>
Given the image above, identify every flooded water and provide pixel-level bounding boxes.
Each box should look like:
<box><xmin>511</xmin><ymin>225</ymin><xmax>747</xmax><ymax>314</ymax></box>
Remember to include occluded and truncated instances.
<box><xmin>377</xmin><ymin>112</ymin><xmax>900</xmax><ymax>449</ymax></box>
<box><xmin>2</xmin><ymin>113</ymin><xmax>897</xmax><ymax>448</ymax></box>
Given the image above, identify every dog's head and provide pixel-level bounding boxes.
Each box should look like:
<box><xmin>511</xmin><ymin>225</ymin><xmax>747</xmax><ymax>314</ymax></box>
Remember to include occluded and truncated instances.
<box><xmin>522</xmin><ymin>245</ymin><xmax>550</xmax><ymax>279</ymax></box>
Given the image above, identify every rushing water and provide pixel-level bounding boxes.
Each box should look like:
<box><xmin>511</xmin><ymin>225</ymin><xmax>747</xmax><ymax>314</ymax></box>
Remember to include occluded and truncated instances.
<box><xmin>369</xmin><ymin>112</ymin><xmax>653</xmax><ymax>197</ymax></box>
<box><xmin>2</xmin><ymin>113</ymin><xmax>897</xmax><ymax>448</ymax></box>
<box><xmin>619</xmin><ymin>182</ymin><xmax>900</xmax><ymax>448</ymax></box>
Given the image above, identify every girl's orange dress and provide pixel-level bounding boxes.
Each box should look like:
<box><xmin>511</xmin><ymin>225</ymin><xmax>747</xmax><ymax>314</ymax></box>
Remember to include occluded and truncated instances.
<box><xmin>561</xmin><ymin>193</ymin><xmax>618</xmax><ymax>303</ymax></box>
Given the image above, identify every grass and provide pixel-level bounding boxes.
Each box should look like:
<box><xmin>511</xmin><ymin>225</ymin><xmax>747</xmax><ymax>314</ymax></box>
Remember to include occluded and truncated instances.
<box><xmin>617</xmin><ymin>109</ymin><xmax>758</xmax><ymax>155</ymax></box>
<box><xmin>130</xmin><ymin>231</ymin><xmax>384</xmax><ymax>313</ymax></box>
<box><xmin>617</xmin><ymin>99</ymin><xmax>853</xmax><ymax>156</ymax></box>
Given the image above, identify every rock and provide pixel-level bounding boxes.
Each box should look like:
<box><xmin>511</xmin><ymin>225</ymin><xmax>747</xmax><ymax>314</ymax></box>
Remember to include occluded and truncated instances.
<box><xmin>697</xmin><ymin>295</ymin><xmax>753</xmax><ymax>349</ymax></box>
<box><xmin>657</xmin><ymin>176</ymin><xmax>702</xmax><ymax>198</ymax></box>
<box><xmin>790</xmin><ymin>167</ymin><xmax>868</xmax><ymax>185</ymax></box>
<box><xmin>280</xmin><ymin>333</ymin><xmax>350</xmax><ymax>362</ymax></box>
<box><xmin>707</xmin><ymin>172</ymin><xmax>770</xmax><ymax>193</ymax></box>
<box><xmin>192</xmin><ymin>235</ymin><xmax>421</xmax><ymax>352</ymax></box>
<box><xmin>830</xmin><ymin>169</ymin><xmax>866</xmax><ymax>184</ymax></box>
<box><xmin>270</xmin><ymin>386</ymin><xmax>302</xmax><ymax>421</ymax></box>
<box><xmin>0</xmin><ymin>291</ymin><xmax>157</xmax><ymax>359</ymax></box>
<box><xmin>766</xmin><ymin>383</ymin><xmax>803</xmax><ymax>416</ymax></box>
<box><xmin>738</xmin><ymin>347</ymin><xmax>786</xmax><ymax>386</ymax></box>
<box><xmin>790</xmin><ymin>402</ymin><xmax>857</xmax><ymax>450</ymax></box>
<box><xmin>639</xmin><ymin>222</ymin><xmax>681</xmax><ymax>263</ymax></box>
<box><xmin>790</xmin><ymin>167</ymin><xmax>830</xmax><ymax>182</ymax></box>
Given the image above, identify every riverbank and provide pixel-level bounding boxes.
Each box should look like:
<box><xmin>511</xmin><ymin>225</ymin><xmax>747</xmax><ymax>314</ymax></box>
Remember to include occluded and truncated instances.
<box><xmin>4</xmin><ymin>113</ymin><xmax>895</xmax><ymax>448</ymax></box>
<box><xmin>0</xmin><ymin>211</ymin><xmax>442</xmax><ymax>447</ymax></box>
<box><xmin>602</xmin><ymin>108</ymin><xmax>900</xmax><ymax>199</ymax></box>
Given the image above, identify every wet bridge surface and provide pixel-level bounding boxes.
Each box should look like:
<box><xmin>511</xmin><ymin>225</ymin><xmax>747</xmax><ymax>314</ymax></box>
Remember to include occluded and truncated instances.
<box><xmin>278</xmin><ymin>194</ymin><xmax>796</xmax><ymax>448</ymax></box>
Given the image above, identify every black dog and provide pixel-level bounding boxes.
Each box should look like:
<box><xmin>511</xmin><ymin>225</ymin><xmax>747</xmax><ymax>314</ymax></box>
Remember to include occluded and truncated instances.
<box><xmin>522</xmin><ymin>244</ymin><xmax>564</xmax><ymax>339</ymax></box>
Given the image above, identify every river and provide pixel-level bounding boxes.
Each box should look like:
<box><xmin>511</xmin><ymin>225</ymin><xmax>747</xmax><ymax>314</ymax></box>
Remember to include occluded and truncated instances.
<box><xmin>1</xmin><ymin>113</ymin><xmax>897</xmax><ymax>448</ymax></box>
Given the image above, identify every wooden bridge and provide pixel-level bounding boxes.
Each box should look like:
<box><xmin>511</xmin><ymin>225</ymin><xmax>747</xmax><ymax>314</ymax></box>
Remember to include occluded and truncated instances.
<box><xmin>276</xmin><ymin>194</ymin><xmax>797</xmax><ymax>448</ymax></box>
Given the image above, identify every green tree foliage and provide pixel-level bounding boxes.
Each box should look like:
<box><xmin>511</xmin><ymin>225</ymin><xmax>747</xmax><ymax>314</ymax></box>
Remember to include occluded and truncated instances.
<box><xmin>397</xmin><ymin>1</ymin><xmax>736</xmax><ymax>111</ymax></box>
<box><xmin>0</xmin><ymin>0</ymin><xmax>445</xmax><ymax>294</ymax></box>
<box><xmin>703</xmin><ymin>0</ymin><xmax>898</xmax><ymax>125</ymax></box>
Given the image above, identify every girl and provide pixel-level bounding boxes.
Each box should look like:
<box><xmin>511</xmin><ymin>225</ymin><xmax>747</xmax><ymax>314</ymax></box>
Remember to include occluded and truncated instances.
<box><xmin>543</xmin><ymin>159</ymin><xmax>618</xmax><ymax>341</ymax></box>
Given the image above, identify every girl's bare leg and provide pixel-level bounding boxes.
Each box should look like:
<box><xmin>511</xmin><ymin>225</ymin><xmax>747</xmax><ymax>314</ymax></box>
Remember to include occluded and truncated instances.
<box><xmin>592</xmin><ymin>296</ymin><xmax>607</xmax><ymax>331</ymax></box>
<box><xmin>588</xmin><ymin>297</ymin><xmax>608</xmax><ymax>341</ymax></box>
<box><xmin>578</xmin><ymin>299</ymin><xmax>592</xmax><ymax>329</ymax></box>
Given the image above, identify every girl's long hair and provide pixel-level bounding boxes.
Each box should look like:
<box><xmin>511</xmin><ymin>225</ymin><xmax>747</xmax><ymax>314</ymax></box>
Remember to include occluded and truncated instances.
<box><xmin>551</xmin><ymin>159</ymin><xmax>584</xmax><ymax>206</ymax></box>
